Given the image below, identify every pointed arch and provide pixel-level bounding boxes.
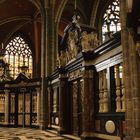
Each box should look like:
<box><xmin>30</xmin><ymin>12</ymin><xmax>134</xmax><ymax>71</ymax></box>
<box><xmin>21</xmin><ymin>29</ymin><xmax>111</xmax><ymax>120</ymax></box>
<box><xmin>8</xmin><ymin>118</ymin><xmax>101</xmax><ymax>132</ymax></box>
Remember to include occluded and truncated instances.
<box><xmin>5</xmin><ymin>35</ymin><xmax>33</xmax><ymax>79</ymax></box>
<box><xmin>102</xmin><ymin>0</ymin><xmax>121</xmax><ymax>41</ymax></box>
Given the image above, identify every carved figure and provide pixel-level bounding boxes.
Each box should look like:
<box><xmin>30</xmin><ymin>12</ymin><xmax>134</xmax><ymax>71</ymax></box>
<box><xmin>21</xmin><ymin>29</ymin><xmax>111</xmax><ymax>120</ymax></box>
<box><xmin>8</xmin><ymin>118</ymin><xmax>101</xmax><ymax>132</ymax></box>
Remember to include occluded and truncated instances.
<box><xmin>59</xmin><ymin>50</ymin><xmax>66</xmax><ymax>66</ymax></box>
<box><xmin>67</xmin><ymin>31</ymin><xmax>77</xmax><ymax>60</ymax></box>
<box><xmin>81</xmin><ymin>31</ymin><xmax>90</xmax><ymax>52</ymax></box>
<box><xmin>89</xmin><ymin>32</ymin><xmax>100</xmax><ymax>49</ymax></box>
<box><xmin>60</xmin><ymin>14</ymin><xmax>81</xmax><ymax>55</ymax></box>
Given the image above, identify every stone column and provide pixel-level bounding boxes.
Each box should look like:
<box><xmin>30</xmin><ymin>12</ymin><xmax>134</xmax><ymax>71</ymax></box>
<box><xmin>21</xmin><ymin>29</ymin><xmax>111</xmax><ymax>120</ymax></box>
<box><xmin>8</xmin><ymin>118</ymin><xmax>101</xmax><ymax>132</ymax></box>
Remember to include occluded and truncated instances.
<box><xmin>120</xmin><ymin>0</ymin><xmax>133</xmax><ymax>139</ymax></box>
<box><xmin>121</xmin><ymin>63</ymin><xmax>125</xmax><ymax>112</ymax></box>
<box><xmin>36</xmin><ymin>88</ymin><xmax>40</xmax><ymax>125</ymax></box>
<box><xmin>103</xmin><ymin>70</ymin><xmax>108</xmax><ymax>112</ymax></box>
<box><xmin>115</xmin><ymin>64</ymin><xmax>121</xmax><ymax>112</ymax></box>
<box><xmin>120</xmin><ymin>0</ymin><xmax>140</xmax><ymax>139</ymax></box>
<box><xmin>40</xmin><ymin>10</ymin><xmax>48</xmax><ymax>130</ymax></box>
<box><xmin>58</xmin><ymin>73</ymin><xmax>67</xmax><ymax>134</ymax></box>
<box><xmin>33</xmin><ymin>20</ymin><xmax>40</xmax><ymax>77</ymax></box>
<box><xmin>4</xmin><ymin>89</ymin><xmax>10</xmax><ymax>125</ymax></box>
<box><xmin>81</xmin><ymin>69</ymin><xmax>95</xmax><ymax>140</ymax></box>
<box><xmin>130</xmin><ymin>36</ymin><xmax>140</xmax><ymax>139</ymax></box>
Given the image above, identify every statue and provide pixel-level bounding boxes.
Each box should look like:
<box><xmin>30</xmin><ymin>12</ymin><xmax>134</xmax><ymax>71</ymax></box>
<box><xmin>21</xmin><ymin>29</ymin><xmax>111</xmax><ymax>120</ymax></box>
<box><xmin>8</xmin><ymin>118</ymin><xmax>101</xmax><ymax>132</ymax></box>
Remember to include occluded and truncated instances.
<box><xmin>67</xmin><ymin>31</ymin><xmax>78</xmax><ymax>60</ymax></box>
<box><xmin>81</xmin><ymin>31</ymin><xmax>91</xmax><ymax>52</ymax></box>
<box><xmin>59</xmin><ymin>50</ymin><xmax>66</xmax><ymax>67</ymax></box>
<box><xmin>89</xmin><ymin>32</ymin><xmax>100</xmax><ymax>49</ymax></box>
<box><xmin>60</xmin><ymin>14</ymin><xmax>81</xmax><ymax>60</ymax></box>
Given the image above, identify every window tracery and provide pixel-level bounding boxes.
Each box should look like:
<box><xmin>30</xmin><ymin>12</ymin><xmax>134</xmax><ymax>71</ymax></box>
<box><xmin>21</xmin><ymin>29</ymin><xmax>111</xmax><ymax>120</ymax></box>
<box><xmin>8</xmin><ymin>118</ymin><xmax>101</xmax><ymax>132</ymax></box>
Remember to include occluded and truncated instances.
<box><xmin>102</xmin><ymin>0</ymin><xmax>121</xmax><ymax>41</ymax></box>
<box><xmin>5</xmin><ymin>36</ymin><xmax>32</xmax><ymax>79</ymax></box>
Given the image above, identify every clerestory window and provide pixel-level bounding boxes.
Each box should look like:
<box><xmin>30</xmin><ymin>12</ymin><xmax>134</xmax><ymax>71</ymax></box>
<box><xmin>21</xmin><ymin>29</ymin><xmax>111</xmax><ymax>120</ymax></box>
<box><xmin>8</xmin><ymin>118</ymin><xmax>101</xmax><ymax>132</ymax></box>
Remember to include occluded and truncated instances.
<box><xmin>102</xmin><ymin>0</ymin><xmax>121</xmax><ymax>42</ymax></box>
<box><xmin>5</xmin><ymin>36</ymin><xmax>32</xmax><ymax>79</ymax></box>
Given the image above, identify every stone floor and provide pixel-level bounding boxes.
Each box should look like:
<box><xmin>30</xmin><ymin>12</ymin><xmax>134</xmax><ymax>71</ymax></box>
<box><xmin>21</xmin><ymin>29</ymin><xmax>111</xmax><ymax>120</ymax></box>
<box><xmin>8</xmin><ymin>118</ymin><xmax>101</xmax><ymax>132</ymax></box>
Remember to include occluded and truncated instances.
<box><xmin>0</xmin><ymin>127</ymin><xmax>80</xmax><ymax>140</ymax></box>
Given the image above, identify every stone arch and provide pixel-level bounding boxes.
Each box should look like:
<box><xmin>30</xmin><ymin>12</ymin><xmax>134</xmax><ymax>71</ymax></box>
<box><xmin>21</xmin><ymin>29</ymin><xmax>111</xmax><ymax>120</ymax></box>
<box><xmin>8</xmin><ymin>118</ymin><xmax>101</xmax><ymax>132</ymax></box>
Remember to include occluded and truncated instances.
<box><xmin>90</xmin><ymin>0</ymin><xmax>100</xmax><ymax>26</ymax></box>
<box><xmin>55</xmin><ymin>0</ymin><xmax>68</xmax><ymax>24</ymax></box>
<box><xmin>53</xmin><ymin>0</ymin><xmax>68</xmax><ymax>68</ymax></box>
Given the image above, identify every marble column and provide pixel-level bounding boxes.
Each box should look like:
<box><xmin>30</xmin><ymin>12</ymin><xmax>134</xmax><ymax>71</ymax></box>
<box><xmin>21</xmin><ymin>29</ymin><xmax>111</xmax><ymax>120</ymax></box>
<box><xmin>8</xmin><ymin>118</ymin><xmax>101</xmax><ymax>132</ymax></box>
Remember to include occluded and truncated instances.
<box><xmin>81</xmin><ymin>69</ymin><xmax>95</xmax><ymax>140</ymax></box>
<box><xmin>58</xmin><ymin>74</ymin><xmax>67</xmax><ymax>134</ymax></box>
<box><xmin>36</xmin><ymin>88</ymin><xmax>40</xmax><ymax>125</ymax></box>
<box><xmin>121</xmin><ymin>63</ymin><xmax>125</xmax><ymax>112</ymax></box>
<box><xmin>4</xmin><ymin>89</ymin><xmax>10</xmax><ymax>125</ymax></box>
<box><xmin>115</xmin><ymin>64</ymin><xmax>121</xmax><ymax>112</ymax></box>
<box><xmin>103</xmin><ymin>70</ymin><xmax>108</xmax><ymax>112</ymax></box>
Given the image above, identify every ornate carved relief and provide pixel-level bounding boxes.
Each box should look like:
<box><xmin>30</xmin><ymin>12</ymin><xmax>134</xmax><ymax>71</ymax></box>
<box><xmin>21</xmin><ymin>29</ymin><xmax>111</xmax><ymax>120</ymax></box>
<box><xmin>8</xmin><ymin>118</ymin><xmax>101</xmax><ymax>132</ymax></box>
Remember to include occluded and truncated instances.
<box><xmin>81</xmin><ymin>31</ymin><xmax>99</xmax><ymax>52</ymax></box>
<box><xmin>72</xmin><ymin>81</ymin><xmax>78</xmax><ymax>134</ymax></box>
<box><xmin>68</xmin><ymin>69</ymin><xmax>82</xmax><ymax>81</ymax></box>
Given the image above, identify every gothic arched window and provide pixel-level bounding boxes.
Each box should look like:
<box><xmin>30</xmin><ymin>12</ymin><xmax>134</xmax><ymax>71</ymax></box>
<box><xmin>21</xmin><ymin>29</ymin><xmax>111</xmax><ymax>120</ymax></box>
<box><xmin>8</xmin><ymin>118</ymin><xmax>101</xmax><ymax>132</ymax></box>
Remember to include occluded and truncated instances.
<box><xmin>5</xmin><ymin>36</ymin><xmax>32</xmax><ymax>79</ymax></box>
<box><xmin>102</xmin><ymin>0</ymin><xmax>121</xmax><ymax>41</ymax></box>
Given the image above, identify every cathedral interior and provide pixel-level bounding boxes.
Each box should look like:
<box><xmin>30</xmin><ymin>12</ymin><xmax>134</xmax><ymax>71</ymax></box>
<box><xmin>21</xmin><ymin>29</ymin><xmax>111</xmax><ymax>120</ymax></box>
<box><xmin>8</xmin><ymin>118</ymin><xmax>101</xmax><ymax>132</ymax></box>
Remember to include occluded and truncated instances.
<box><xmin>0</xmin><ymin>0</ymin><xmax>140</xmax><ymax>140</ymax></box>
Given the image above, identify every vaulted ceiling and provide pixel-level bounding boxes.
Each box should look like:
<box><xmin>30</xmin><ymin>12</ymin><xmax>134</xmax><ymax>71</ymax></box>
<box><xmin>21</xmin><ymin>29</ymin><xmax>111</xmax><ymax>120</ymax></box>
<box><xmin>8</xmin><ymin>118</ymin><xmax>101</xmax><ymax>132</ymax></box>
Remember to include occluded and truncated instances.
<box><xmin>0</xmin><ymin>0</ymin><xmax>110</xmax><ymax>48</ymax></box>
<box><xmin>0</xmin><ymin>0</ymin><xmax>39</xmax><ymax>46</ymax></box>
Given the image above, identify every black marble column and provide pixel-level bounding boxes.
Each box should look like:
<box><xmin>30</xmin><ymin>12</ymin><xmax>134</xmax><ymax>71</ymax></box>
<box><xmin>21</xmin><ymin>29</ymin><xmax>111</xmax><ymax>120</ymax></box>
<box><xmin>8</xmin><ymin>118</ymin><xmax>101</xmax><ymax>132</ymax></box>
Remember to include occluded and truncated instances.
<box><xmin>58</xmin><ymin>73</ymin><xmax>68</xmax><ymax>134</ymax></box>
<box><xmin>81</xmin><ymin>68</ymin><xmax>95</xmax><ymax>140</ymax></box>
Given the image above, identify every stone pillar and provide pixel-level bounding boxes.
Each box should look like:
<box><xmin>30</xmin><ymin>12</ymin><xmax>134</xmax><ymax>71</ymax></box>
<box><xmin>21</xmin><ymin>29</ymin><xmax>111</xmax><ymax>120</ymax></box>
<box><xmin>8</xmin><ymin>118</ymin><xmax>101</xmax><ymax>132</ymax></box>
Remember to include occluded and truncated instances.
<box><xmin>40</xmin><ymin>78</ymin><xmax>48</xmax><ymax>130</ymax></box>
<box><xmin>130</xmin><ymin>36</ymin><xmax>140</xmax><ymax>139</ymax></box>
<box><xmin>4</xmin><ymin>89</ymin><xmax>10</xmax><ymax>125</ymax></box>
<box><xmin>120</xmin><ymin>0</ymin><xmax>140</xmax><ymax>139</ymax></box>
<box><xmin>36</xmin><ymin>88</ymin><xmax>40</xmax><ymax>125</ymax></box>
<box><xmin>115</xmin><ymin>64</ymin><xmax>121</xmax><ymax>112</ymax></box>
<box><xmin>120</xmin><ymin>0</ymin><xmax>133</xmax><ymax>139</ymax></box>
<box><xmin>103</xmin><ymin>70</ymin><xmax>108</xmax><ymax>112</ymax></box>
<box><xmin>81</xmin><ymin>69</ymin><xmax>95</xmax><ymax>140</ymax></box>
<box><xmin>40</xmin><ymin>11</ymin><xmax>48</xmax><ymax>129</ymax></box>
<box><xmin>33</xmin><ymin>20</ymin><xmax>40</xmax><ymax>77</ymax></box>
<box><xmin>39</xmin><ymin>1</ymin><xmax>57</xmax><ymax>129</ymax></box>
<box><xmin>58</xmin><ymin>73</ymin><xmax>67</xmax><ymax>134</ymax></box>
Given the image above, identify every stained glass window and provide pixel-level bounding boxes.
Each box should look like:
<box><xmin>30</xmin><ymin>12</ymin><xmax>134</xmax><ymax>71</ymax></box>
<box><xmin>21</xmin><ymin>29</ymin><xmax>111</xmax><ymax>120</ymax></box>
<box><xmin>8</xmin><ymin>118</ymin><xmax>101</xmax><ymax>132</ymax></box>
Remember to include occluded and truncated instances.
<box><xmin>5</xmin><ymin>36</ymin><xmax>32</xmax><ymax>79</ymax></box>
<box><xmin>102</xmin><ymin>0</ymin><xmax>121</xmax><ymax>41</ymax></box>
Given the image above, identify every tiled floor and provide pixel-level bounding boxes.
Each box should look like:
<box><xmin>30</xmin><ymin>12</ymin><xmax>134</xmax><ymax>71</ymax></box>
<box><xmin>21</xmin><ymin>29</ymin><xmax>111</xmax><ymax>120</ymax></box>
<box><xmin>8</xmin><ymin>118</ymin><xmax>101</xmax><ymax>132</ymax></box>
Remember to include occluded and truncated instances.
<box><xmin>0</xmin><ymin>127</ymin><xmax>80</xmax><ymax>140</ymax></box>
